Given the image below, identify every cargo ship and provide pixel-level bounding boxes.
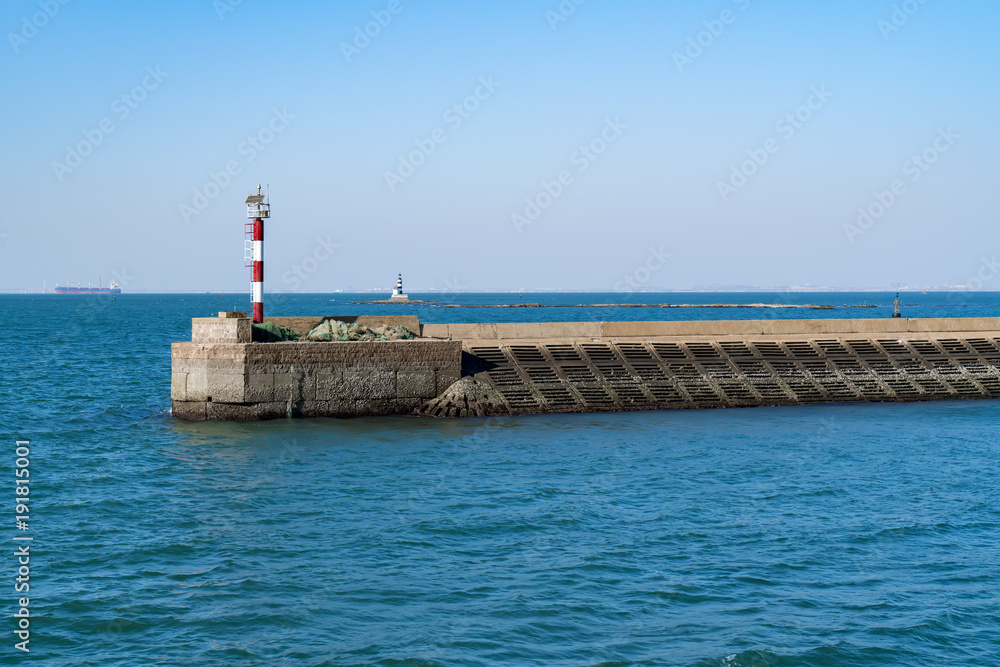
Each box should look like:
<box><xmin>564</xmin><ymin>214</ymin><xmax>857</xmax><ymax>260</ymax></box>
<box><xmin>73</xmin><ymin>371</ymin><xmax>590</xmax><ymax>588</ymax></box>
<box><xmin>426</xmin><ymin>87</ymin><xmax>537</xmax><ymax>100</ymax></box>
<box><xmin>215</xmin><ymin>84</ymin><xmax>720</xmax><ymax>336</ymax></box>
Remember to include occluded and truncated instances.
<box><xmin>54</xmin><ymin>281</ymin><xmax>121</xmax><ymax>295</ymax></box>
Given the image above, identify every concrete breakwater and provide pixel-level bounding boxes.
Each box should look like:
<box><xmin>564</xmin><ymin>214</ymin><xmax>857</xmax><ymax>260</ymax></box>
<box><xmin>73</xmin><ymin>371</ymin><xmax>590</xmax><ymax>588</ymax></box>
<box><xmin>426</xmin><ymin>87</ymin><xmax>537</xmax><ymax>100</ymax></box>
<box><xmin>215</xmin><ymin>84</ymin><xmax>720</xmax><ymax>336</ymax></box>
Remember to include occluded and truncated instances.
<box><xmin>171</xmin><ymin>314</ymin><xmax>1000</xmax><ymax>421</ymax></box>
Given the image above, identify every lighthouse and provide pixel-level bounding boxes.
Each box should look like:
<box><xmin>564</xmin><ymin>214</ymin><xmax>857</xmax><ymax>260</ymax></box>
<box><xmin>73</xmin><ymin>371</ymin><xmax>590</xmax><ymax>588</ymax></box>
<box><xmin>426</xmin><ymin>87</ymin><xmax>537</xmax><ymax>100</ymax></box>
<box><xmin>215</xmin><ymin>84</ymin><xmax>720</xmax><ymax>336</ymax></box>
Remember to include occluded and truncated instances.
<box><xmin>390</xmin><ymin>273</ymin><xmax>409</xmax><ymax>301</ymax></box>
<box><xmin>244</xmin><ymin>185</ymin><xmax>270</xmax><ymax>323</ymax></box>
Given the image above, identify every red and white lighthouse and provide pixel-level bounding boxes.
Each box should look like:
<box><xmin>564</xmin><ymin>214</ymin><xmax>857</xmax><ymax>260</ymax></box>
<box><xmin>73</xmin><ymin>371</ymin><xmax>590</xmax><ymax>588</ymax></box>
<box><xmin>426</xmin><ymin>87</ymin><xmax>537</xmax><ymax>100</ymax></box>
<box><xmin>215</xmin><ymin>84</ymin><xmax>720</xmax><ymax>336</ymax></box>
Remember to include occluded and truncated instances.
<box><xmin>245</xmin><ymin>185</ymin><xmax>270</xmax><ymax>323</ymax></box>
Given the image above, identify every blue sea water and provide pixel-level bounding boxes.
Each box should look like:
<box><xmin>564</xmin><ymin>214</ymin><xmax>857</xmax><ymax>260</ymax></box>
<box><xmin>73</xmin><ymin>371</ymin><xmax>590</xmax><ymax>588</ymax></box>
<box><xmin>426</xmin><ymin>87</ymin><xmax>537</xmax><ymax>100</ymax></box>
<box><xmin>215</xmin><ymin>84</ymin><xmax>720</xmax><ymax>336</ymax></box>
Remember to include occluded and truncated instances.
<box><xmin>1</xmin><ymin>293</ymin><xmax>1000</xmax><ymax>665</ymax></box>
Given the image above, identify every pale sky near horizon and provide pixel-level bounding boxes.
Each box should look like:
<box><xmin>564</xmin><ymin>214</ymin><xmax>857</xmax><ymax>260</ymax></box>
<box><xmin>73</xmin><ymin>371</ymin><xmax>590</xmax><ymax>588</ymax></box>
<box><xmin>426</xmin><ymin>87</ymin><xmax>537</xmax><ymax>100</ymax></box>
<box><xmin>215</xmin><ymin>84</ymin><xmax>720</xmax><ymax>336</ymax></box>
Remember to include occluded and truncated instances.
<box><xmin>2</xmin><ymin>0</ymin><xmax>998</xmax><ymax>293</ymax></box>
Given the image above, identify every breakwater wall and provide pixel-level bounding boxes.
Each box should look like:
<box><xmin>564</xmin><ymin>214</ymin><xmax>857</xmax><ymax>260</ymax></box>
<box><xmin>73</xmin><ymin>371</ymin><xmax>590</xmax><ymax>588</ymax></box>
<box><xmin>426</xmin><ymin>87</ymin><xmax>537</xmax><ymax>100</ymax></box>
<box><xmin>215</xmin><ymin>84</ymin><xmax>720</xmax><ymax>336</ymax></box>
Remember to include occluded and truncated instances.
<box><xmin>171</xmin><ymin>315</ymin><xmax>460</xmax><ymax>421</ymax></box>
<box><xmin>171</xmin><ymin>314</ymin><xmax>1000</xmax><ymax>421</ymax></box>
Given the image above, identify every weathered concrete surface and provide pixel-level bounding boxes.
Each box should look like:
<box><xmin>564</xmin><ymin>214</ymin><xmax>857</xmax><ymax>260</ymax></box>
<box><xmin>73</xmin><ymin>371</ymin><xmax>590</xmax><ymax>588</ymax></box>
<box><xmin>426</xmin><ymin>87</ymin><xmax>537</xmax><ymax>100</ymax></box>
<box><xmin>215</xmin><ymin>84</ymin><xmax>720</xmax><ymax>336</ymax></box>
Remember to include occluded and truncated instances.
<box><xmin>192</xmin><ymin>317</ymin><xmax>252</xmax><ymax>343</ymax></box>
<box><xmin>171</xmin><ymin>336</ymin><xmax>462</xmax><ymax>421</ymax></box>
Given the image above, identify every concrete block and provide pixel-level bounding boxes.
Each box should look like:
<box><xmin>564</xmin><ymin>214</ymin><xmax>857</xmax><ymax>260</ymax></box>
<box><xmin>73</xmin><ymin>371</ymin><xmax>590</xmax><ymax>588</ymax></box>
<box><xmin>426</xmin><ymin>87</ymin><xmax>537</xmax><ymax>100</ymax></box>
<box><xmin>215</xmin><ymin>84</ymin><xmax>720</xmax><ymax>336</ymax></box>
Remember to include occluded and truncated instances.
<box><xmin>315</xmin><ymin>371</ymin><xmax>343</xmax><ymax>400</ymax></box>
<box><xmin>367</xmin><ymin>370</ymin><xmax>398</xmax><ymax>399</ymax></box>
<box><xmin>397</xmin><ymin>370</ymin><xmax>437</xmax><ymax>398</ymax></box>
<box><xmin>300</xmin><ymin>373</ymin><xmax>318</xmax><ymax>401</ymax></box>
<box><xmin>325</xmin><ymin>399</ymin><xmax>394</xmax><ymax>418</ymax></box>
<box><xmin>421</xmin><ymin>324</ymin><xmax>450</xmax><ymax>338</ymax></box>
<box><xmin>602</xmin><ymin>320</ymin><xmax>765</xmax><ymax>337</ymax></box>
<box><xmin>295</xmin><ymin>400</ymin><xmax>329</xmax><ymax>418</ymax></box>
<box><xmin>171</xmin><ymin>400</ymin><xmax>207</xmax><ymax>421</ymax></box>
<box><xmin>516</xmin><ymin>322</ymin><xmax>602</xmax><ymax>339</ymax></box>
<box><xmin>445</xmin><ymin>323</ymin><xmax>498</xmax><ymax>340</ymax></box>
<box><xmin>170</xmin><ymin>372</ymin><xmax>187</xmax><ymax>401</ymax></box>
<box><xmin>245</xmin><ymin>373</ymin><xmax>274</xmax><ymax>402</ymax></box>
<box><xmin>445</xmin><ymin>322</ymin><xmax>605</xmax><ymax>340</ymax></box>
<box><xmin>804</xmin><ymin>318</ymin><xmax>907</xmax><ymax>334</ymax></box>
<box><xmin>352</xmin><ymin>399</ymin><xmax>404</xmax><ymax>417</ymax></box>
<box><xmin>324</xmin><ymin>399</ymin><xmax>354</xmax><ymax>417</ymax></box>
<box><xmin>342</xmin><ymin>370</ymin><xmax>396</xmax><ymax>400</ymax></box>
<box><xmin>601</xmin><ymin>321</ymin><xmax>661</xmax><ymax>338</ymax></box>
<box><xmin>207</xmin><ymin>373</ymin><xmax>246</xmax><ymax>403</ymax></box>
<box><xmin>209</xmin><ymin>401</ymin><xmax>287</xmax><ymax>421</ymax></box>
<box><xmin>170</xmin><ymin>357</ymin><xmax>206</xmax><ymax>375</ymax></box>
<box><xmin>186</xmin><ymin>372</ymin><xmax>209</xmax><ymax>402</ymax></box>
<box><xmin>760</xmin><ymin>320</ymin><xmax>832</xmax><ymax>335</ymax></box>
<box><xmin>206</xmin><ymin>359</ymin><xmax>248</xmax><ymax>375</ymax></box>
<box><xmin>907</xmin><ymin>318</ymin><xmax>1000</xmax><ymax>332</ymax></box>
<box><xmin>436</xmin><ymin>369</ymin><xmax>462</xmax><ymax>395</ymax></box>
<box><xmin>192</xmin><ymin>317</ymin><xmax>252</xmax><ymax>343</ymax></box>
<box><xmin>603</xmin><ymin>321</ymin><xmax>707</xmax><ymax>338</ymax></box>
<box><xmin>274</xmin><ymin>372</ymin><xmax>312</xmax><ymax>402</ymax></box>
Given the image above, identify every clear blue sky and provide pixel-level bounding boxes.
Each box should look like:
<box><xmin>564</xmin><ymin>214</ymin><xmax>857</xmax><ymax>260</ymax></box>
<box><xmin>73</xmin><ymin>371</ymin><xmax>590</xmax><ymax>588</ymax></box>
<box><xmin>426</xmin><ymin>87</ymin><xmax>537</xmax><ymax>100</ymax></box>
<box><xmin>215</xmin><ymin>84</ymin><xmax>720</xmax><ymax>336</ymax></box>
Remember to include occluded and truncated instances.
<box><xmin>2</xmin><ymin>0</ymin><xmax>998</xmax><ymax>292</ymax></box>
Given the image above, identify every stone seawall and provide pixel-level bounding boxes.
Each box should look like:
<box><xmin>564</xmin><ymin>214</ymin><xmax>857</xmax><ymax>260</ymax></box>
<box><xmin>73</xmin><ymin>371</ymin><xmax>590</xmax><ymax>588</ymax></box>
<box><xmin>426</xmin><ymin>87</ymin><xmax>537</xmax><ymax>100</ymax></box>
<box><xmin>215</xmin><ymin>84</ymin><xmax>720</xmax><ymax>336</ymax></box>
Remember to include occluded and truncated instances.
<box><xmin>171</xmin><ymin>314</ymin><xmax>1000</xmax><ymax>421</ymax></box>
<box><xmin>171</xmin><ymin>335</ymin><xmax>462</xmax><ymax>421</ymax></box>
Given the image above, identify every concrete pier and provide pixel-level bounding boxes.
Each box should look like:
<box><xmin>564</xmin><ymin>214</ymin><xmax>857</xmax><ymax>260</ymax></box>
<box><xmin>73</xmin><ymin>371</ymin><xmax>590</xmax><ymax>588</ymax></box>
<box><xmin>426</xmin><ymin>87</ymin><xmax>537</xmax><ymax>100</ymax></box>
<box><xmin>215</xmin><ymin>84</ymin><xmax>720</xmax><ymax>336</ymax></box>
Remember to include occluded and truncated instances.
<box><xmin>171</xmin><ymin>314</ymin><xmax>1000</xmax><ymax>421</ymax></box>
<box><xmin>171</xmin><ymin>315</ymin><xmax>460</xmax><ymax>421</ymax></box>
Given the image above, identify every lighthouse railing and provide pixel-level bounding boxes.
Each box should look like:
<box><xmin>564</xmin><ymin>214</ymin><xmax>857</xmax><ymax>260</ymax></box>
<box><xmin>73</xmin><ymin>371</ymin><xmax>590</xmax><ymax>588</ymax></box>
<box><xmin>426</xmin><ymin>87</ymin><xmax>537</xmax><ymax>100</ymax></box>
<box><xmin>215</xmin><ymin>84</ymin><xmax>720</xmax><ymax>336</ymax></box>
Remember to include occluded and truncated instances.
<box><xmin>246</xmin><ymin>203</ymin><xmax>270</xmax><ymax>219</ymax></box>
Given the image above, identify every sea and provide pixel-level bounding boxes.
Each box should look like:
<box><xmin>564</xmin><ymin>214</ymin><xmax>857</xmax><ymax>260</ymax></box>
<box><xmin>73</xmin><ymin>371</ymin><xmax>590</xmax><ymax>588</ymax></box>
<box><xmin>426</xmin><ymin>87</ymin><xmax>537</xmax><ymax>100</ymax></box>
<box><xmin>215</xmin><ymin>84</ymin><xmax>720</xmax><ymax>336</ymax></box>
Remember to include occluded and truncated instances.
<box><xmin>1</xmin><ymin>292</ymin><xmax>999</xmax><ymax>666</ymax></box>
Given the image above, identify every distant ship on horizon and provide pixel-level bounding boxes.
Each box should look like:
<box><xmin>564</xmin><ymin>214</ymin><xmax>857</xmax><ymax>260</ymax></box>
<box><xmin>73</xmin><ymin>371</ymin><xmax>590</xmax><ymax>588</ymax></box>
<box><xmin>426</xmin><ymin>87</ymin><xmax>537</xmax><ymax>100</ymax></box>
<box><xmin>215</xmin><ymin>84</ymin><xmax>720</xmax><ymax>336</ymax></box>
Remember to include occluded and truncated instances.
<box><xmin>54</xmin><ymin>281</ymin><xmax>121</xmax><ymax>295</ymax></box>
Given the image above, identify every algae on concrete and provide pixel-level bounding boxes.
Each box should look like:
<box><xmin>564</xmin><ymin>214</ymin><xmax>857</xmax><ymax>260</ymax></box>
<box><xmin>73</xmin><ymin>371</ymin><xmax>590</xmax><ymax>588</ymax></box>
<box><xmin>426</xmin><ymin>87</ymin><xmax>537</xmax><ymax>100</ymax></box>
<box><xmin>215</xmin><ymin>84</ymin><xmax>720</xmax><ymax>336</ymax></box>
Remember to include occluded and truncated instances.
<box><xmin>252</xmin><ymin>322</ymin><xmax>301</xmax><ymax>342</ymax></box>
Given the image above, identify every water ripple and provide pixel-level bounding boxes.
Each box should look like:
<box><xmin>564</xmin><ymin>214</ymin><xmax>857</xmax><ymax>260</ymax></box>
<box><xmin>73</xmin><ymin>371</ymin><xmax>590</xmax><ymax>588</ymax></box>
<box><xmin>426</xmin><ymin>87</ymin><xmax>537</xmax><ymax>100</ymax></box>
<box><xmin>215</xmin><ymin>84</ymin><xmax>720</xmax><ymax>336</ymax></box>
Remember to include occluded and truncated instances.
<box><xmin>3</xmin><ymin>294</ymin><xmax>1000</xmax><ymax>664</ymax></box>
